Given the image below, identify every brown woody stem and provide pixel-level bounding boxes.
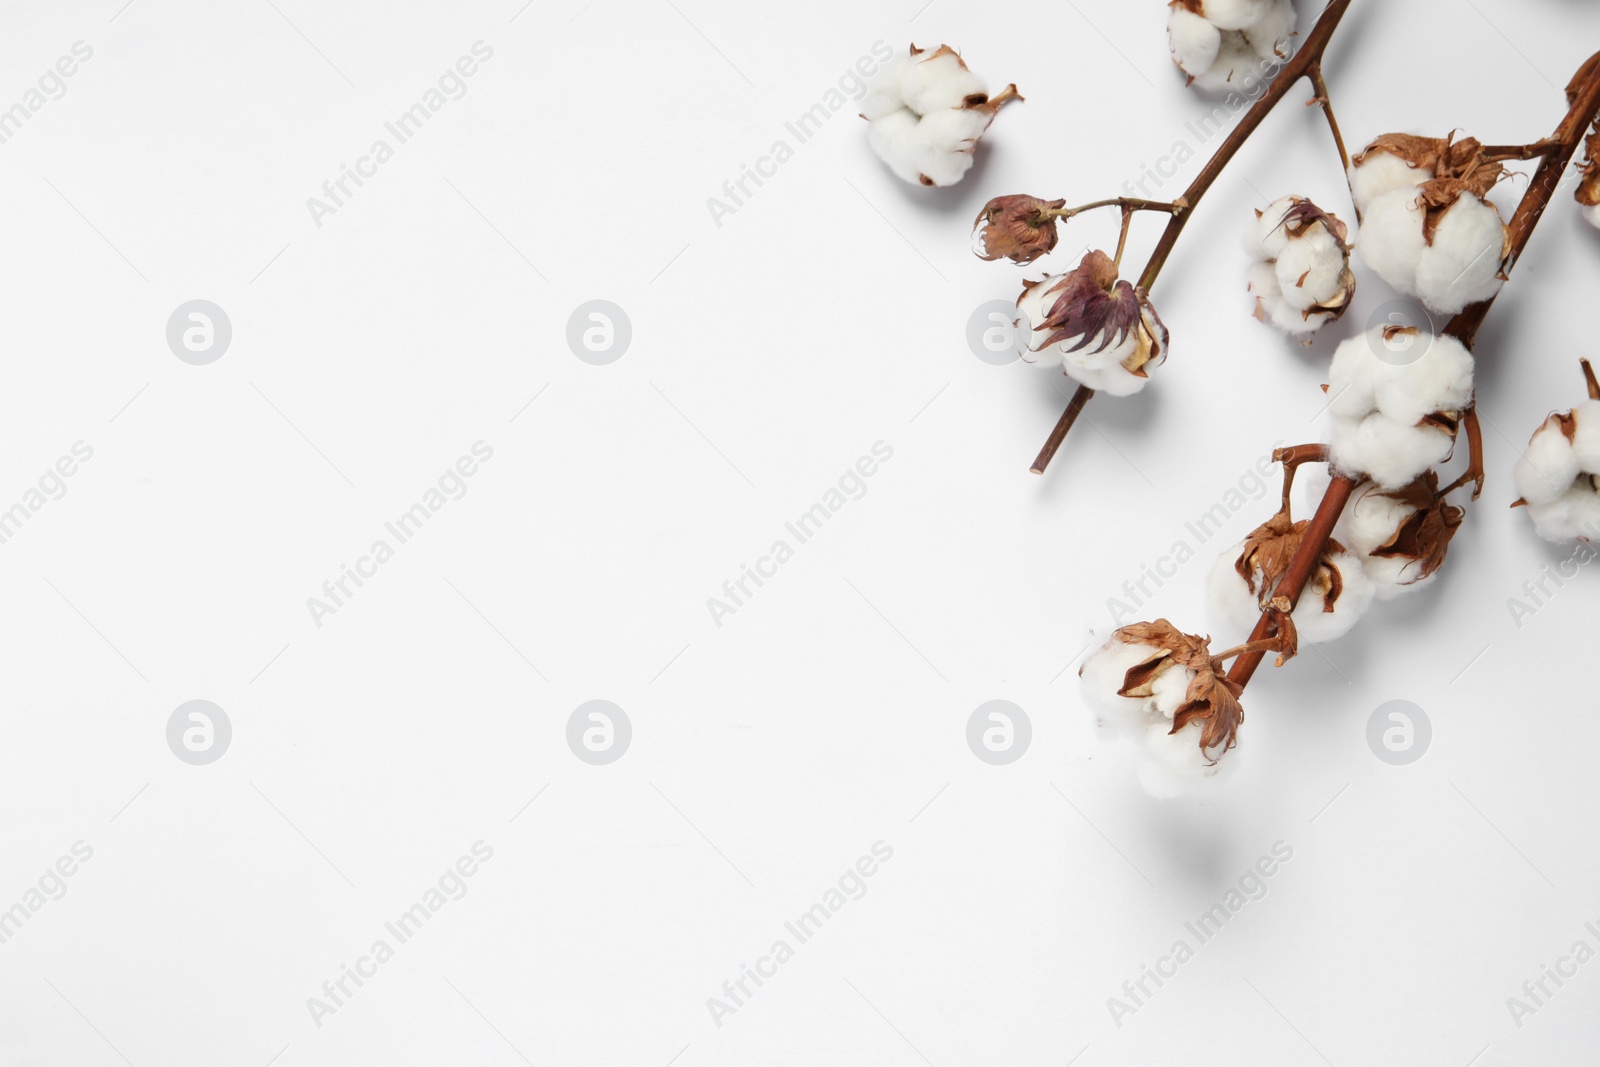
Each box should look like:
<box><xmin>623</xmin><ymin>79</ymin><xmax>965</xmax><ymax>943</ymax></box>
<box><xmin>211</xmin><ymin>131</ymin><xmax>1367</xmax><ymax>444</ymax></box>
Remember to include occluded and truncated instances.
<box><xmin>1031</xmin><ymin>0</ymin><xmax>1355</xmax><ymax>474</ymax></box>
<box><xmin>1441</xmin><ymin>404</ymin><xmax>1485</xmax><ymax>499</ymax></box>
<box><xmin>1030</xmin><ymin>384</ymin><xmax>1094</xmax><ymax>475</ymax></box>
<box><xmin>1225</xmin><ymin>474</ymin><xmax>1356</xmax><ymax>687</ymax></box>
<box><xmin>1478</xmin><ymin>139</ymin><xmax>1561</xmax><ymax>162</ymax></box>
<box><xmin>1273</xmin><ymin>443</ymin><xmax>1331</xmax><ymax>512</ymax></box>
<box><xmin>1227</xmin><ymin>48</ymin><xmax>1600</xmax><ymax>693</ymax></box>
<box><xmin>1582</xmin><ymin>358</ymin><xmax>1600</xmax><ymax>401</ymax></box>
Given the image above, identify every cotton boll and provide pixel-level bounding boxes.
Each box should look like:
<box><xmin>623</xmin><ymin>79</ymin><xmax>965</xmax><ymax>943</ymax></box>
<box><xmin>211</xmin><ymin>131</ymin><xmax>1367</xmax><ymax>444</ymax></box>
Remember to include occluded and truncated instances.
<box><xmin>1190</xmin><ymin>33</ymin><xmax>1260</xmax><ymax>93</ymax></box>
<box><xmin>1242</xmin><ymin>0</ymin><xmax>1296</xmax><ymax>59</ymax></box>
<box><xmin>1249</xmin><ymin>261</ymin><xmax>1320</xmax><ymax>335</ymax></box>
<box><xmin>1206</xmin><ymin>546</ymin><xmax>1265</xmax><ymax>633</ymax></box>
<box><xmin>1570</xmin><ymin>401</ymin><xmax>1600</xmax><ymax>471</ymax></box>
<box><xmin>917</xmin><ymin>107</ymin><xmax>990</xmax><ymax>153</ymax></box>
<box><xmin>1350</xmin><ymin>153</ymin><xmax>1432</xmax><ymax>215</ymax></box>
<box><xmin>898</xmin><ymin>48</ymin><xmax>986</xmax><ymax>114</ymax></box>
<box><xmin>1336</xmin><ymin>485</ymin><xmax>1437</xmax><ymax>599</ymax></box>
<box><xmin>1015</xmin><ymin>274</ymin><xmax>1068</xmax><ymax>369</ymax></box>
<box><xmin>1295</xmin><ymin>548</ymin><xmax>1374</xmax><ymax>642</ymax></box>
<box><xmin>1527</xmin><ymin>485</ymin><xmax>1600</xmax><ymax>543</ymax></box>
<box><xmin>1330</xmin><ymin>412</ymin><xmax>1454</xmax><ymax>488</ymax></box>
<box><xmin>1274</xmin><ymin>228</ymin><xmax>1347</xmax><ymax>310</ymax></box>
<box><xmin>1206</xmin><ymin>546</ymin><xmax>1372</xmax><ymax>645</ymax></box>
<box><xmin>1513</xmin><ymin>420</ymin><xmax>1581</xmax><ymax>507</ymax></box>
<box><xmin>1413</xmin><ymin>195</ymin><xmax>1506</xmax><ymax>314</ymax></box>
<box><xmin>1357</xmin><ymin>188</ymin><xmax>1426</xmax><ymax>294</ymax></box>
<box><xmin>1369</xmin><ymin>333</ymin><xmax>1475</xmax><ymax>427</ymax></box>
<box><xmin>865</xmin><ymin>109</ymin><xmax>925</xmax><ymax>185</ymax></box>
<box><xmin>1059</xmin><ymin>327</ymin><xmax>1138</xmax><ymax>376</ymax></box>
<box><xmin>914</xmin><ymin>138</ymin><xmax>977</xmax><ymax>187</ymax></box>
<box><xmin>1199</xmin><ymin>0</ymin><xmax>1274</xmax><ymax>32</ymax></box>
<box><xmin>1150</xmin><ymin>665</ymin><xmax>1193</xmax><ymax>718</ymax></box>
<box><xmin>1079</xmin><ymin>637</ymin><xmax>1198</xmax><ymax>739</ymax></box>
<box><xmin>1066</xmin><ymin>356</ymin><xmax>1150</xmax><ymax>396</ymax></box>
<box><xmin>1079</xmin><ymin>639</ymin><xmax>1165</xmax><ymax>739</ymax></box>
<box><xmin>1243</xmin><ymin>196</ymin><xmax>1300</xmax><ymax>260</ymax></box>
<box><xmin>1168</xmin><ymin>7</ymin><xmax>1222</xmax><ymax>78</ymax></box>
<box><xmin>1339</xmin><ymin>484</ymin><xmax>1416</xmax><ymax>556</ymax></box>
<box><xmin>1327</xmin><ymin>328</ymin><xmax>1473</xmax><ymax>430</ymax></box>
<box><xmin>860</xmin><ymin>59</ymin><xmax>911</xmax><ymax>121</ymax></box>
<box><xmin>1325</xmin><ymin>335</ymin><xmax>1380</xmax><ymax>417</ymax></box>
<box><xmin>1138</xmin><ymin>720</ymin><xmax>1233</xmax><ymax>798</ymax></box>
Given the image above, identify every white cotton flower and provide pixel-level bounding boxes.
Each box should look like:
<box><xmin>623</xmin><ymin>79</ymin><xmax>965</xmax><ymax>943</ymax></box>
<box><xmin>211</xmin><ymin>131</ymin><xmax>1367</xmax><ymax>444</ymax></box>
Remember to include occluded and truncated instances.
<box><xmin>1243</xmin><ymin>196</ymin><xmax>1354</xmax><ymax>336</ymax></box>
<box><xmin>1247</xmin><ymin>262</ymin><xmax>1314</xmax><ymax>335</ymax></box>
<box><xmin>1206</xmin><ymin>542</ymin><xmax>1374</xmax><ymax>645</ymax></box>
<box><xmin>1080</xmin><ymin>637</ymin><xmax>1192</xmax><ymax>740</ymax></box>
<box><xmin>1300</xmin><ymin>464</ymin><xmax>1462</xmax><ymax>599</ymax></box>
<box><xmin>1139</xmin><ymin>719</ymin><xmax>1235</xmax><ymax>798</ymax></box>
<box><xmin>1349</xmin><ymin>151</ymin><xmax>1433</xmax><ymax>216</ymax></box>
<box><xmin>1242</xmin><ymin>0</ymin><xmax>1297</xmax><ymax>58</ymax></box>
<box><xmin>1197</xmin><ymin>0</ymin><xmax>1274</xmax><ymax>31</ymax></box>
<box><xmin>1168</xmin><ymin>0</ymin><xmax>1295</xmax><ymax>91</ymax></box>
<box><xmin>1356</xmin><ymin>188</ymin><xmax>1429</xmax><ymax>287</ymax></box>
<box><xmin>1013</xmin><ymin>251</ymin><xmax>1168</xmax><ymax>397</ymax></box>
<box><xmin>1514</xmin><ymin>401</ymin><xmax>1600</xmax><ymax>543</ymax></box>
<box><xmin>1242</xmin><ymin>195</ymin><xmax>1298</xmax><ymax>260</ymax></box>
<box><xmin>1355</xmin><ymin>186</ymin><xmax>1507</xmax><ymax>315</ymax></box>
<box><xmin>1326</xmin><ymin>328</ymin><xmax>1474</xmax><ymax>488</ymax></box>
<box><xmin>1412</xmin><ymin>194</ymin><xmax>1508</xmax><ymax>313</ymax></box>
<box><xmin>1167</xmin><ymin>9</ymin><xmax>1221</xmax><ymax>79</ymax></box>
<box><xmin>1079</xmin><ymin>623</ymin><xmax>1241</xmax><ymax>798</ymax></box>
<box><xmin>862</xmin><ymin>45</ymin><xmax>1016</xmax><ymax>188</ymax></box>
<box><xmin>1336</xmin><ymin>484</ymin><xmax>1431</xmax><ymax>598</ymax></box>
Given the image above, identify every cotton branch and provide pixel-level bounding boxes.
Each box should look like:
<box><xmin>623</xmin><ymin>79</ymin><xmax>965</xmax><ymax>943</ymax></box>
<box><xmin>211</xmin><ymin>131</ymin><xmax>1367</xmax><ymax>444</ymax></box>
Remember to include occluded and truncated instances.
<box><xmin>1030</xmin><ymin>0</ymin><xmax>1356</xmax><ymax>475</ymax></box>
<box><xmin>1224</xmin><ymin>47</ymin><xmax>1600</xmax><ymax>692</ymax></box>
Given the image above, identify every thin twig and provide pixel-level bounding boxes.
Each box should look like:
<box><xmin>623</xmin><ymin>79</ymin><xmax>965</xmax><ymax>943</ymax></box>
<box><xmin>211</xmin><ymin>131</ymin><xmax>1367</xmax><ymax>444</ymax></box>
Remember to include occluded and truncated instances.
<box><xmin>1031</xmin><ymin>384</ymin><xmax>1094</xmax><ymax>475</ymax></box>
<box><xmin>1228</xmin><ymin>48</ymin><xmax>1600</xmax><ymax>695</ymax></box>
<box><xmin>1030</xmin><ymin>0</ymin><xmax>1356</xmax><ymax>474</ymax></box>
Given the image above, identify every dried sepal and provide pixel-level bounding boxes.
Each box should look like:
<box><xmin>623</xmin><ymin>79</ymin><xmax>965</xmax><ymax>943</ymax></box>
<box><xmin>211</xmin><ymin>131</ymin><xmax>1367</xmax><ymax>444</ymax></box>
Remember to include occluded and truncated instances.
<box><xmin>1235</xmin><ymin>509</ymin><xmax>1349</xmax><ymax>614</ymax></box>
<box><xmin>1035</xmin><ymin>250</ymin><xmax>1168</xmax><ymax>377</ymax></box>
<box><xmin>1170</xmin><ymin>665</ymin><xmax>1244</xmax><ymax>761</ymax></box>
<box><xmin>1365</xmin><ymin>471</ymin><xmax>1465</xmax><ymax>584</ymax></box>
<box><xmin>1578</xmin><ymin>129</ymin><xmax>1600</xmax><ymax>209</ymax></box>
<box><xmin>1354</xmin><ymin>132</ymin><xmax>1504</xmax><ymax>199</ymax></box>
<box><xmin>1108</xmin><ymin>619</ymin><xmax>1242</xmax><ymax>763</ymax></box>
<box><xmin>973</xmin><ymin>195</ymin><xmax>1065</xmax><ymax>264</ymax></box>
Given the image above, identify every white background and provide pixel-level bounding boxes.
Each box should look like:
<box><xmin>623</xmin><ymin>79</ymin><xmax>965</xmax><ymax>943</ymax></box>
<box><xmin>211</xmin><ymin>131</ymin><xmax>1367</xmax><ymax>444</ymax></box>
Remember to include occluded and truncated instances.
<box><xmin>1</xmin><ymin>0</ymin><xmax>1598</xmax><ymax>1064</ymax></box>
